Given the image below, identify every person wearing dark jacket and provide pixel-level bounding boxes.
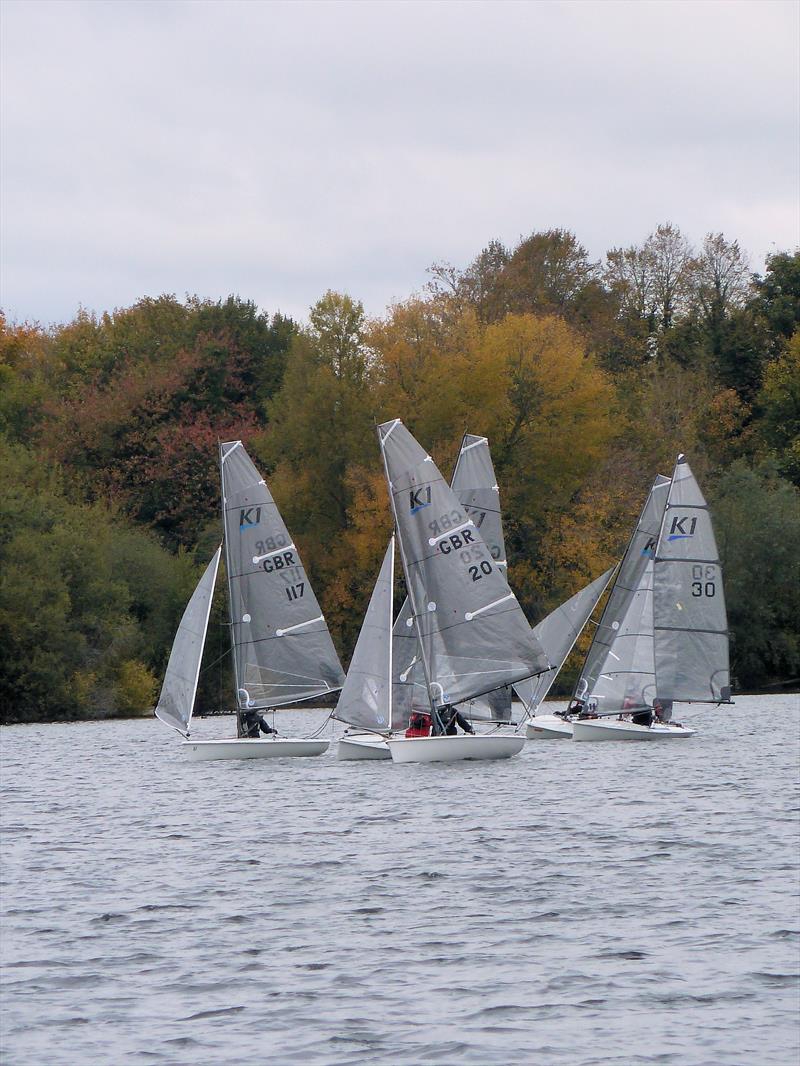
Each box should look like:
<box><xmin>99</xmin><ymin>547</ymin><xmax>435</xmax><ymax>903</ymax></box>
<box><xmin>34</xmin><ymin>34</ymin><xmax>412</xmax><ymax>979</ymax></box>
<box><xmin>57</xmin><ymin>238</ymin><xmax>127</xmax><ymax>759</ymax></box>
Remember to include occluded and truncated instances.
<box><xmin>239</xmin><ymin>708</ymin><xmax>278</xmax><ymax>739</ymax></box>
<box><xmin>436</xmin><ymin>704</ymin><xmax>475</xmax><ymax>736</ymax></box>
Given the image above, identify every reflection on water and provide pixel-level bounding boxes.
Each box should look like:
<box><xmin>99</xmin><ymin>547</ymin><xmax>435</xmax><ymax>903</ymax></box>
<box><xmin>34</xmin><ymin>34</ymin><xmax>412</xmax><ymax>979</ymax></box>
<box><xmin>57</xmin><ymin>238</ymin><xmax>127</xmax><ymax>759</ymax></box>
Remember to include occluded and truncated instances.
<box><xmin>1</xmin><ymin>695</ymin><xmax>799</xmax><ymax>1064</ymax></box>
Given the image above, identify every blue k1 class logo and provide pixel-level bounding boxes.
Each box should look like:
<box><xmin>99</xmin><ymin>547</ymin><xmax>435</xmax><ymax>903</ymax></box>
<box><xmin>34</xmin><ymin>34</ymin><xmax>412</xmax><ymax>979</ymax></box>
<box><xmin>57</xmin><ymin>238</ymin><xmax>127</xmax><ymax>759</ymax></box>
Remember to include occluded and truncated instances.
<box><xmin>409</xmin><ymin>487</ymin><xmax>431</xmax><ymax>514</ymax></box>
<box><xmin>667</xmin><ymin>516</ymin><xmax>697</xmax><ymax>541</ymax></box>
<box><xmin>641</xmin><ymin>535</ymin><xmax>657</xmax><ymax>557</ymax></box>
<box><xmin>239</xmin><ymin>506</ymin><xmax>262</xmax><ymax>528</ymax></box>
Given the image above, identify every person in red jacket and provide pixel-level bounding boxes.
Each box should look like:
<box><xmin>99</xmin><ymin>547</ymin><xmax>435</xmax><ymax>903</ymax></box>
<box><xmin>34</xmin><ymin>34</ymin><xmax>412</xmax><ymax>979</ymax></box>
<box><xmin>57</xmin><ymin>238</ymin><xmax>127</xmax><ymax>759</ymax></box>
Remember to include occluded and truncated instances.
<box><xmin>405</xmin><ymin>711</ymin><xmax>431</xmax><ymax>737</ymax></box>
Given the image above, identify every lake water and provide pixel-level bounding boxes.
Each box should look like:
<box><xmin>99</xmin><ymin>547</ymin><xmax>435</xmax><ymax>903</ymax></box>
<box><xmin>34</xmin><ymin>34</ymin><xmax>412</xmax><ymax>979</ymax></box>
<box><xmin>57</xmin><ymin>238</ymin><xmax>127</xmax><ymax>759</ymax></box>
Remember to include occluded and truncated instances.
<box><xmin>1</xmin><ymin>694</ymin><xmax>798</xmax><ymax>1065</ymax></box>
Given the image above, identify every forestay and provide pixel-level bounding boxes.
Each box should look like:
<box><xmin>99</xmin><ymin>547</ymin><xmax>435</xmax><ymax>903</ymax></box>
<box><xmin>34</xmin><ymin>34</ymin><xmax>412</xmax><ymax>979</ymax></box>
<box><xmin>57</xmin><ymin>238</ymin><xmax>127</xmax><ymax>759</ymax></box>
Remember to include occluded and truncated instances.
<box><xmin>155</xmin><ymin>546</ymin><xmax>221</xmax><ymax>737</ymax></box>
<box><xmin>220</xmin><ymin>441</ymin><xmax>345</xmax><ymax>709</ymax></box>
<box><xmin>378</xmin><ymin>419</ymin><xmax>549</xmax><ymax>708</ymax></box>
<box><xmin>514</xmin><ymin>566</ymin><xmax>615</xmax><ymax>715</ymax></box>
<box><xmin>333</xmin><ymin>539</ymin><xmax>395</xmax><ymax>733</ymax></box>
<box><xmin>576</xmin><ymin>475</ymin><xmax>670</xmax><ymax>701</ymax></box>
<box><xmin>653</xmin><ymin>455</ymin><xmax>731</xmax><ymax>703</ymax></box>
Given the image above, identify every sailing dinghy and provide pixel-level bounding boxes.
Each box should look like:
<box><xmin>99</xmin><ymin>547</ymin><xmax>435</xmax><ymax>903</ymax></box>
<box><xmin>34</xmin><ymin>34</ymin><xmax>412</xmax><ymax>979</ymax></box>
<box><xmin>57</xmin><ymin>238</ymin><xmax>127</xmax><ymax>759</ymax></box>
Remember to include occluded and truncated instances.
<box><xmin>155</xmin><ymin>440</ymin><xmax>345</xmax><ymax>761</ymax></box>
<box><xmin>337</xmin><ymin>433</ymin><xmax>513</xmax><ymax>760</ymax></box>
<box><xmin>572</xmin><ymin>455</ymin><xmax>731</xmax><ymax>741</ymax></box>
<box><xmin>378</xmin><ymin>419</ymin><xmax>550</xmax><ymax>764</ymax></box>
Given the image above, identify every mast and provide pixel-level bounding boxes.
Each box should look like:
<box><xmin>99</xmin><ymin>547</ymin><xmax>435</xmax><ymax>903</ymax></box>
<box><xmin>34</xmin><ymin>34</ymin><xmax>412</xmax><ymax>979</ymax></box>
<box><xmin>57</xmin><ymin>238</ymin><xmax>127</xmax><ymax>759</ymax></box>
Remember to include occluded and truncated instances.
<box><xmin>218</xmin><ymin>441</ymin><xmax>243</xmax><ymax>731</ymax></box>
<box><xmin>387</xmin><ymin>534</ymin><xmax>395</xmax><ymax>732</ymax></box>
<box><xmin>379</xmin><ymin>420</ymin><xmax>443</xmax><ymax>732</ymax></box>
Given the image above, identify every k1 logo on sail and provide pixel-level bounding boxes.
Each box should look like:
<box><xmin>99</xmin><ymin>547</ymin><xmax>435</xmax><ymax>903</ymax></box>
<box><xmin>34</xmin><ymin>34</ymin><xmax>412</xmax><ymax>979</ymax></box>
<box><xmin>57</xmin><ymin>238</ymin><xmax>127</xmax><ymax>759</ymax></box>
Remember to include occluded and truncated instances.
<box><xmin>667</xmin><ymin>516</ymin><xmax>697</xmax><ymax>540</ymax></box>
<box><xmin>409</xmin><ymin>487</ymin><xmax>431</xmax><ymax>513</ymax></box>
<box><xmin>240</xmin><ymin>506</ymin><xmax>262</xmax><ymax>528</ymax></box>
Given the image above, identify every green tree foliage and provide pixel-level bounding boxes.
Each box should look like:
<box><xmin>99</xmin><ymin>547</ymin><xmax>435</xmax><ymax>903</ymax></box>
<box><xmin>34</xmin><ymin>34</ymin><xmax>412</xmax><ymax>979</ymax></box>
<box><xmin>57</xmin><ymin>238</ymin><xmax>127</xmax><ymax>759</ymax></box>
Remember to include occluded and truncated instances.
<box><xmin>710</xmin><ymin>460</ymin><xmax>800</xmax><ymax>688</ymax></box>
<box><xmin>0</xmin><ymin>438</ymin><xmax>197</xmax><ymax>722</ymax></box>
<box><xmin>0</xmin><ymin>228</ymin><xmax>797</xmax><ymax>720</ymax></box>
<box><xmin>756</xmin><ymin>332</ymin><xmax>800</xmax><ymax>485</ymax></box>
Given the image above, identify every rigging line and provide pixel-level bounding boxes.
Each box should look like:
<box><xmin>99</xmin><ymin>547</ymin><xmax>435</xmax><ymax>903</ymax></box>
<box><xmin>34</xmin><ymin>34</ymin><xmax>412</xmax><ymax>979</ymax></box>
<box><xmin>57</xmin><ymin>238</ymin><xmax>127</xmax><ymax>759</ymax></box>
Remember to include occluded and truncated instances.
<box><xmin>305</xmin><ymin>710</ymin><xmax>334</xmax><ymax>739</ymax></box>
<box><xmin>200</xmin><ymin>646</ymin><xmax>232</xmax><ymax>675</ymax></box>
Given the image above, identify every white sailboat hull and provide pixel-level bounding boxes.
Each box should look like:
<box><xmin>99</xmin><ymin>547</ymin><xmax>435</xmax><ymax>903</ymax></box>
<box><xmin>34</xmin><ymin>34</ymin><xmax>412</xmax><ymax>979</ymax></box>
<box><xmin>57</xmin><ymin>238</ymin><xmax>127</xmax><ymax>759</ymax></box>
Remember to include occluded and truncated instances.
<box><xmin>526</xmin><ymin>714</ymin><xmax>573</xmax><ymax>740</ymax></box>
<box><xmin>337</xmin><ymin>735</ymin><xmax>392</xmax><ymax>761</ymax></box>
<box><xmin>572</xmin><ymin>719</ymin><xmax>696</xmax><ymax>742</ymax></box>
<box><xmin>182</xmin><ymin>738</ymin><xmax>330</xmax><ymax>761</ymax></box>
<box><xmin>387</xmin><ymin>734</ymin><xmax>525</xmax><ymax>764</ymax></box>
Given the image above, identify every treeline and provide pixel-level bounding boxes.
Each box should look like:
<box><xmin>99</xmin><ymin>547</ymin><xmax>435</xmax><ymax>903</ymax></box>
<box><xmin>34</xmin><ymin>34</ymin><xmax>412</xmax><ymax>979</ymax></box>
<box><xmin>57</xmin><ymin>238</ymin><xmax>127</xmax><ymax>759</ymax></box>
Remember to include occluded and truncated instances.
<box><xmin>1</xmin><ymin>225</ymin><xmax>798</xmax><ymax>723</ymax></box>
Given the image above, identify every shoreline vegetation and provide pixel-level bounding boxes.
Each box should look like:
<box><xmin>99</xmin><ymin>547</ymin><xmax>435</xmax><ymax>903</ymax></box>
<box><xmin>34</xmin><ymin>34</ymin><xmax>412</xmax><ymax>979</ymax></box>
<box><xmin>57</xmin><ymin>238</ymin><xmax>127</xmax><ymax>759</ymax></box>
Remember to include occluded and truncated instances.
<box><xmin>1</xmin><ymin>227</ymin><xmax>798</xmax><ymax>725</ymax></box>
<box><xmin>2</xmin><ymin>690</ymin><xmax>799</xmax><ymax>729</ymax></box>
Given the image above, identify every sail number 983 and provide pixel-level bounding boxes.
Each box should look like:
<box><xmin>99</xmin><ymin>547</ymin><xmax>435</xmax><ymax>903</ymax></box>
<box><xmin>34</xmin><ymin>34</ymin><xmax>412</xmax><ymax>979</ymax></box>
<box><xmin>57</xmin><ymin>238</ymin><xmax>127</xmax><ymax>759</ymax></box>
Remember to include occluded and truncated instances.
<box><xmin>691</xmin><ymin>564</ymin><xmax>716</xmax><ymax>597</ymax></box>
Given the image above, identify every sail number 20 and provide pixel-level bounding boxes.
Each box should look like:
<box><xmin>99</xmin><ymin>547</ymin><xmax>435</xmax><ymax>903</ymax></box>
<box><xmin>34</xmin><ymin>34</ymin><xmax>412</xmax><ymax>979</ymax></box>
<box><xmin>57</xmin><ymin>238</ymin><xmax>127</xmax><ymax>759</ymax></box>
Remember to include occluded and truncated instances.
<box><xmin>691</xmin><ymin>564</ymin><xmax>716</xmax><ymax>597</ymax></box>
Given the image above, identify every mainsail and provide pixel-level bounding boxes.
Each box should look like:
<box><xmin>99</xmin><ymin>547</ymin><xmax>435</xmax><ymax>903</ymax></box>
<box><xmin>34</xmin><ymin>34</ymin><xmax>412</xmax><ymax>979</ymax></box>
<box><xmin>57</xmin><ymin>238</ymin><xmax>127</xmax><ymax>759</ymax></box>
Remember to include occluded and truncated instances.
<box><xmin>333</xmin><ymin>538</ymin><xmax>395</xmax><ymax>733</ymax></box>
<box><xmin>653</xmin><ymin>455</ymin><xmax>731</xmax><ymax>702</ymax></box>
<box><xmin>220</xmin><ymin>441</ymin><xmax>345</xmax><ymax>709</ymax></box>
<box><xmin>576</xmin><ymin>474</ymin><xmax>670</xmax><ymax>701</ymax></box>
<box><xmin>155</xmin><ymin>546</ymin><xmax>221</xmax><ymax>737</ymax></box>
<box><xmin>514</xmin><ymin>566</ymin><xmax>615</xmax><ymax>715</ymax></box>
<box><xmin>378</xmin><ymin>419</ymin><xmax>549</xmax><ymax>710</ymax></box>
<box><xmin>450</xmin><ymin>433</ymin><xmax>512</xmax><ymax>722</ymax></box>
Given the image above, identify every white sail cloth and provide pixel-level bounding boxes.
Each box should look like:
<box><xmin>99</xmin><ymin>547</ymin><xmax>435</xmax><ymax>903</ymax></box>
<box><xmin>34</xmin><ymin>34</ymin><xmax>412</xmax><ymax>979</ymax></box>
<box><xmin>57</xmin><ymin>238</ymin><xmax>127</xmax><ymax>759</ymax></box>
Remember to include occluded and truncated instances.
<box><xmin>378</xmin><ymin>419</ymin><xmax>549</xmax><ymax>708</ymax></box>
<box><xmin>333</xmin><ymin>539</ymin><xmax>395</xmax><ymax>733</ymax></box>
<box><xmin>155</xmin><ymin>546</ymin><xmax>221</xmax><ymax>737</ymax></box>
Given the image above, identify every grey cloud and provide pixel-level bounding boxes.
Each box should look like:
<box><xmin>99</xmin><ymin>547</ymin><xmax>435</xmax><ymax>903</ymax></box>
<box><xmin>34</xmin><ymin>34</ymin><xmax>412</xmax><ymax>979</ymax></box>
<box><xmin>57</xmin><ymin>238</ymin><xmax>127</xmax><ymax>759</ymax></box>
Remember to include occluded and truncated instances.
<box><xmin>1</xmin><ymin>0</ymin><xmax>797</xmax><ymax>326</ymax></box>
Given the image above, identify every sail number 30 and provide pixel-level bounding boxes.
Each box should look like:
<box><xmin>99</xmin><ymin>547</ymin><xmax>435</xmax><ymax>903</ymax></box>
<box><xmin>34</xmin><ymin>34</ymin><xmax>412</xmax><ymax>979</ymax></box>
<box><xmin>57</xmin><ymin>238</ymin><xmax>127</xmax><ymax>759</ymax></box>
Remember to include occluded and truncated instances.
<box><xmin>691</xmin><ymin>564</ymin><xmax>716</xmax><ymax>597</ymax></box>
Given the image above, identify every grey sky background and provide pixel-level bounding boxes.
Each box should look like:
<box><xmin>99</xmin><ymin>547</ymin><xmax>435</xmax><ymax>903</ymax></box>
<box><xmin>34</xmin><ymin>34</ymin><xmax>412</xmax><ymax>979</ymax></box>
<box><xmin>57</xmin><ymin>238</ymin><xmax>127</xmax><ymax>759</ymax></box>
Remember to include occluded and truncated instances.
<box><xmin>1</xmin><ymin>0</ymin><xmax>798</xmax><ymax>327</ymax></box>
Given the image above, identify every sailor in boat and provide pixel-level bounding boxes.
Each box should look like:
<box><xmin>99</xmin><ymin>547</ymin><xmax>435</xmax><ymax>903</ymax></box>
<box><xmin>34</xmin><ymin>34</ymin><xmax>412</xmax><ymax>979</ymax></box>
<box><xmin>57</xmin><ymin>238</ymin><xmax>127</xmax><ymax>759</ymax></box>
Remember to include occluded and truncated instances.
<box><xmin>405</xmin><ymin>711</ymin><xmax>432</xmax><ymax>738</ymax></box>
<box><xmin>653</xmin><ymin>698</ymin><xmax>673</xmax><ymax>723</ymax></box>
<box><xmin>239</xmin><ymin>707</ymin><xmax>279</xmax><ymax>739</ymax></box>
<box><xmin>435</xmin><ymin>705</ymin><xmax>476</xmax><ymax>736</ymax></box>
<box><xmin>560</xmin><ymin>696</ymin><xmax>586</xmax><ymax>719</ymax></box>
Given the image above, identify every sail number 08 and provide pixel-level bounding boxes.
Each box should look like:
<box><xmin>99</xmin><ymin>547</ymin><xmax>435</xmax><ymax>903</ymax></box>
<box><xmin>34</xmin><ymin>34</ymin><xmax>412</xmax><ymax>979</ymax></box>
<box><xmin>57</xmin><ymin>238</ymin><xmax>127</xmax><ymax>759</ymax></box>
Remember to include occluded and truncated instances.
<box><xmin>690</xmin><ymin>564</ymin><xmax>716</xmax><ymax>598</ymax></box>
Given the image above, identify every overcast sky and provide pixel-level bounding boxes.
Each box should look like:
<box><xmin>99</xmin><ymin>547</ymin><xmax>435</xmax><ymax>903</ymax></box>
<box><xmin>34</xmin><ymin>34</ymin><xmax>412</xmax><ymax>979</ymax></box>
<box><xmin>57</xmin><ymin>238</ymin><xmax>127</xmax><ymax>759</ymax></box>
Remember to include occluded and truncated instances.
<box><xmin>1</xmin><ymin>0</ymin><xmax>798</xmax><ymax>327</ymax></box>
